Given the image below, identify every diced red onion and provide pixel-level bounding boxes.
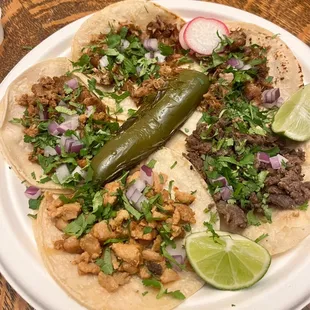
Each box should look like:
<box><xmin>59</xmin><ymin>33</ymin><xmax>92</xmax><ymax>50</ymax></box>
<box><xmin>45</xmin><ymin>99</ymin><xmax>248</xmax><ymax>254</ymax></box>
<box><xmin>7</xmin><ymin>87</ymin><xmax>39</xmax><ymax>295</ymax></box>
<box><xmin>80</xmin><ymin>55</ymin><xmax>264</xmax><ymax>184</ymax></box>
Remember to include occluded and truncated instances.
<box><xmin>126</xmin><ymin>184</ymin><xmax>137</xmax><ymax>200</ymax></box>
<box><xmin>257</xmin><ymin>152</ymin><xmax>270</xmax><ymax>164</ymax></box>
<box><xmin>134</xmin><ymin>179</ymin><xmax>147</xmax><ymax>192</ymax></box>
<box><xmin>270</xmin><ymin>154</ymin><xmax>288</xmax><ymax>170</ymax></box>
<box><xmin>262</xmin><ymin>88</ymin><xmax>280</xmax><ymax>104</ymax></box>
<box><xmin>172</xmin><ymin>255</ymin><xmax>184</xmax><ymax>271</ymax></box>
<box><xmin>227</xmin><ymin>58</ymin><xmax>244</xmax><ymax>69</ymax></box>
<box><xmin>136</xmin><ymin>195</ymin><xmax>148</xmax><ymax>211</ymax></box>
<box><xmin>220</xmin><ymin>186</ymin><xmax>233</xmax><ymax>201</ymax></box>
<box><xmin>55</xmin><ymin>164</ymin><xmax>70</xmax><ymax>184</ymax></box>
<box><xmin>72</xmin><ymin>166</ymin><xmax>87</xmax><ymax>179</ymax></box>
<box><xmin>140</xmin><ymin>165</ymin><xmax>153</xmax><ymax>185</ymax></box>
<box><xmin>58</xmin><ymin>100</ymin><xmax>67</xmax><ymax>107</ymax></box>
<box><xmin>58</xmin><ymin>115</ymin><xmax>79</xmax><ymax>133</ymax></box>
<box><xmin>70</xmin><ymin>141</ymin><xmax>83</xmax><ymax>153</ymax></box>
<box><xmin>86</xmin><ymin>106</ymin><xmax>94</xmax><ymax>117</ymax></box>
<box><xmin>66</xmin><ymin>78</ymin><xmax>78</xmax><ymax>90</ymax></box>
<box><xmin>145</xmin><ymin>52</ymin><xmax>154</xmax><ymax>59</ymax></box>
<box><xmin>25</xmin><ymin>186</ymin><xmax>42</xmax><ymax>199</ymax></box>
<box><xmin>241</xmin><ymin>64</ymin><xmax>252</xmax><ymax>71</ymax></box>
<box><xmin>44</xmin><ymin>146</ymin><xmax>57</xmax><ymax>157</ymax></box>
<box><xmin>121</xmin><ymin>39</ymin><xmax>130</xmax><ymax>50</ymax></box>
<box><xmin>275</xmin><ymin>97</ymin><xmax>284</xmax><ymax>107</ymax></box>
<box><xmin>210</xmin><ymin>176</ymin><xmax>228</xmax><ymax>187</ymax></box>
<box><xmin>64</xmin><ymin>138</ymin><xmax>76</xmax><ymax>153</ymax></box>
<box><xmin>143</xmin><ymin>38</ymin><xmax>159</xmax><ymax>52</ymax></box>
<box><xmin>48</xmin><ymin>121</ymin><xmax>59</xmax><ymax>136</ymax></box>
<box><xmin>99</xmin><ymin>55</ymin><xmax>109</xmax><ymax>68</ymax></box>
<box><xmin>154</xmin><ymin>51</ymin><xmax>166</xmax><ymax>63</ymax></box>
<box><xmin>55</xmin><ymin>145</ymin><xmax>61</xmax><ymax>155</ymax></box>
<box><xmin>39</xmin><ymin>109</ymin><xmax>48</xmax><ymax>121</ymax></box>
<box><xmin>130</xmin><ymin>189</ymin><xmax>143</xmax><ymax>204</ymax></box>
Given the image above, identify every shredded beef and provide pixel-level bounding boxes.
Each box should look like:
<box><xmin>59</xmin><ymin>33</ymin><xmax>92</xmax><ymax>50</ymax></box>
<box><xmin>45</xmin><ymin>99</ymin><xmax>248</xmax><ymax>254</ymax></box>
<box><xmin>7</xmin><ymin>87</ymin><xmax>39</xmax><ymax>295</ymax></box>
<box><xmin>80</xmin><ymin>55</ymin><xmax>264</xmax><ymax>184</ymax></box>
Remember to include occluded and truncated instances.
<box><xmin>268</xmin><ymin>194</ymin><xmax>295</xmax><ymax>209</ymax></box>
<box><xmin>227</xmin><ymin>30</ymin><xmax>247</xmax><ymax>52</ymax></box>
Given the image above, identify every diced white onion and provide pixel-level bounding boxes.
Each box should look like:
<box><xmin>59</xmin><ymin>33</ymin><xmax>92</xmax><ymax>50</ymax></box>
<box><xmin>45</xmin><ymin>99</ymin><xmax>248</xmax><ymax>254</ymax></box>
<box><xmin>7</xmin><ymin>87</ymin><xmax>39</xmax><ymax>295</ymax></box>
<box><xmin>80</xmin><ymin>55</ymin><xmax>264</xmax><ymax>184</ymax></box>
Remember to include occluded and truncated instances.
<box><xmin>100</xmin><ymin>55</ymin><xmax>109</xmax><ymax>68</ymax></box>
<box><xmin>55</xmin><ymin>164</ymin><xmax>70</xmax><ymax>184</ymax></box>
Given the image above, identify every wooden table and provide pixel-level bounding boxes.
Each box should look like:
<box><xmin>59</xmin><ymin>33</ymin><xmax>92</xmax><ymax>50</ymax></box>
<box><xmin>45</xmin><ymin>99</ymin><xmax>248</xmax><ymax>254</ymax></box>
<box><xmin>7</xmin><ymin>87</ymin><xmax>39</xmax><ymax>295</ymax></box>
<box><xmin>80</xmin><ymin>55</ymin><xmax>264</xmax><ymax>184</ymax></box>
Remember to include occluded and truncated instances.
<box><xmin>0</xmin><ymin>0</ymin><xmax>310</xmax><ymax>309</ymax></box>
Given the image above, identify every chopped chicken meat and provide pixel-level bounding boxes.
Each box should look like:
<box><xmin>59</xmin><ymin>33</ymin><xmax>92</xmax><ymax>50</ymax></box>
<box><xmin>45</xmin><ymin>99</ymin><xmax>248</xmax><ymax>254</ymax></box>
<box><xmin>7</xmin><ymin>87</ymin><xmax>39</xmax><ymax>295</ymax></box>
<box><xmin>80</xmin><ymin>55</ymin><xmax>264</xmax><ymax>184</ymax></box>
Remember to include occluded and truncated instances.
<box><xmin>78</xmin><ymin>262</ymin><xmax>100</xmax><ymax>275</ymax></box>
<box><xmin>91</xmin><ymin>221</ymin><xmax>117</xmax><ymax>242</ymax></box>
<box><xmin>63</xmin><ymin>236</ymin><xmax>83</xmax><ymax>254</ymax></box>
<box><xmin>80</xmin><ymin>234</ymin><xmax>102</xmax><ymax>259</ymax></box>
<box><xmin>174</xmin><ymin>203</ymin><xmax>196</xmax><ymax>224</ymax></box>
<box><xmin>111</xmin><ymin>243</ymin><xmax>141</xmax><ymax>267</ymax></box>
<box><xmin>103</xmin><ymin>182</ymin><xmax>121</xmax><ymax>205</ymax></box>
<box><xmin>174</xmin><ymin>189</ymin><xmax>195</xmax><ymax>205</ymax></box>
<box><xmin>142</xmin><ymin>249</ymin><xmax>164</xmax><ymax>262</ymax></box>
<box><xmin>160</xmin><ymin>268</ymin><xmax>180</xmax><ymax>284</ymax></box>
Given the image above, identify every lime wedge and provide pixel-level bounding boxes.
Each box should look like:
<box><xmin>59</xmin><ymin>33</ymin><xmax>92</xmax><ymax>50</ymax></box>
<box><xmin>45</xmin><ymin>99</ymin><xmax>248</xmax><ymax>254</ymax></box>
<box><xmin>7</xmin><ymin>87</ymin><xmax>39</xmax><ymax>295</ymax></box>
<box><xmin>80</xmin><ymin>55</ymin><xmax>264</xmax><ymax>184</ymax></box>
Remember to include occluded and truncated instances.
<box><xmin>272</xmin><ymin>85</ymin><xmax>310</xmax><ymax>141</ymax></box>
<box><xmin>185</xmin><ymin>231</ymin><xmax>271</xmax><ymax>290</ymax></box>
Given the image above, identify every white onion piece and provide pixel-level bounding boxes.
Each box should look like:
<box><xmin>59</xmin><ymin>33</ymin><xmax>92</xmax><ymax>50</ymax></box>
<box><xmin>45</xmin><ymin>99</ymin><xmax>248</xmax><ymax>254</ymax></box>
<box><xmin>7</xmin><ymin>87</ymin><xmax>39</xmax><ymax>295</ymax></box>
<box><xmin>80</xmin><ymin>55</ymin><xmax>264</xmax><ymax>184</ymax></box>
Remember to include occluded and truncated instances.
<box><xmin>145</xmin><ymin>52</ymin><xmax>154</xmax><ymax>60</ymax></box>
<box><xmin>59</xmin><ymin>115</ymin><xmax>79</xmax><ymax>132</ymax></box>
<box><xmin>241</xmin><ymin>64</ymin><xmax>252</xmax><ymax>71</ymax></box>
<box><xmin>143</xmin><ymin>38</ymin><xmax>159</xmax><ymax>51</ymax></box>
<box><xmin>130</xmin><ymin>189</ymin><xmax>143</xmax><ymax>204</ymax></box>
<box><xmin>100</xmin><ymin>55</ymin><xmax>109</xmax><ymax>68</ymax></box>
<box><xmin>25</xmin><ymin>186</ymin><xmax>41</xmax><ymax>199</ymax></box>
<box><xmin>56</xmin><ymin>164</ymin><xmax>70</xmax><ymax>184</ymax></box>
<box><xmin>86</xmin><ymin>106</ymin><xmax>94</xmax><ymax>117</ymax></box>
<box><xmin>166</xmin><ymin>241</ymin><xmax>186</xmax><ymax>257</ymax></box>
<box><xmin>270</xmin><ymin>154</ymin><xmax>288</xmax><ymax>170</ymax></box>
<box><xmin>60</xmin><ymin>135</ymin><xmax>68</xmax><ymax>148</ymax></box>
<box><xmin>154</xmin><ymin>51</ymin><xmax>166</xmax><ymax>63</ymax></box>
<box><xmin>121</xmin><ymin>39</ymin><xmax>130</xmax><ymax>50</ymax></box>
<box><xmin>171</xmin><ymin>255</ymin><xmax>184</xmax><ymax>271</ymax></box>
<box><xmin>44</xmin><ymin>146</ymin><xmax>57</xmax><ymax>157</ymax></box>
<box><xmin>72</xmin><ymin>166</ymin><xmax>87</xmax><ymax>179</ymax></box>
<box><xmin>140</xmin><ymin>165</ymin><xmax>153</xmax><ymax>185</ymax></box>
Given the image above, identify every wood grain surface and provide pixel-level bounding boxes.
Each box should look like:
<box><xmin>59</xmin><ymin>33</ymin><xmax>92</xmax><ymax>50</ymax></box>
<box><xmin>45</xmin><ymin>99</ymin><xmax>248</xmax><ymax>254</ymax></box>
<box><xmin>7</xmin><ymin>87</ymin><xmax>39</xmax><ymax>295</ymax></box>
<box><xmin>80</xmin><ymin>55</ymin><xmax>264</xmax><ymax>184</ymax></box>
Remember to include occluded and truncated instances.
<box><xmin>0</xmin><ymin>0</ymin><xmax>310</xmax><ymax>309</ymax></box>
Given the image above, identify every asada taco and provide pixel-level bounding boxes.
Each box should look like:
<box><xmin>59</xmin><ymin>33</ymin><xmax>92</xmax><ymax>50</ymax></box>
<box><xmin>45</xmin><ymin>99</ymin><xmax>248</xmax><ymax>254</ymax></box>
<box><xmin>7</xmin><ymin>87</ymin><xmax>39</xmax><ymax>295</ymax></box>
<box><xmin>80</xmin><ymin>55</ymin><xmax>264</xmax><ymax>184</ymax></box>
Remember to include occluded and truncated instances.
<box><xmin>0</xmin><ymin>57</ymin><xmax>121</xmax><ymax>191</ymax></box>
<box><xmin>34</xmin><ymin>147</ymin><xmax>219</xmax><ymax>310</ymax></box>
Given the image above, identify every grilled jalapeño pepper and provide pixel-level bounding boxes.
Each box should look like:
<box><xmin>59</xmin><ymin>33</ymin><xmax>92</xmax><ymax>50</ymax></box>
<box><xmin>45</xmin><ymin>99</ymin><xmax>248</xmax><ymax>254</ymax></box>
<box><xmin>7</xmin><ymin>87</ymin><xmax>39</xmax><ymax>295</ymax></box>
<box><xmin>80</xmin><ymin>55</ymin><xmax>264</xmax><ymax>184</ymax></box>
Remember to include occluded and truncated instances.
<box><xmin>91</xmin><ymin>70</ymin><xmax>210</xmax><ymax>182</ymax></box>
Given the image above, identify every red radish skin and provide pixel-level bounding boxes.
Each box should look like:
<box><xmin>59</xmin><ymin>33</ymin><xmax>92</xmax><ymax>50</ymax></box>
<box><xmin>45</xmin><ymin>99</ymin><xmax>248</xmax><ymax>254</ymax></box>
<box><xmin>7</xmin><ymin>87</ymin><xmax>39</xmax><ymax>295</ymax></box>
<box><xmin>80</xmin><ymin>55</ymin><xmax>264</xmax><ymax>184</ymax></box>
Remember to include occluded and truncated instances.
<box><xmin>179</xmin><ymin>22</ymin><xmax>190</xmax><ymax>50</ymax></box>
<box><xmin>184</xmin><ymin>17</ymin><xmax>229</xmax><ymax>55</ymax></box>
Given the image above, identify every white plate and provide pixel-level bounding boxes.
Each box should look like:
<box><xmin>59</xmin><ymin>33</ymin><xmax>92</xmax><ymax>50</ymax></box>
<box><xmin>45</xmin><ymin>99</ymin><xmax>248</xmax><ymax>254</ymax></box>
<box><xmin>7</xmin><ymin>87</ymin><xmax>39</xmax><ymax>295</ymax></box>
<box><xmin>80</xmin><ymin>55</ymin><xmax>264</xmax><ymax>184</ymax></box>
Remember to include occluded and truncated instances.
<box><xmin>1</xmin><ymin>1</ymin><xmax>310</xmax><ymax>309</ymax></box>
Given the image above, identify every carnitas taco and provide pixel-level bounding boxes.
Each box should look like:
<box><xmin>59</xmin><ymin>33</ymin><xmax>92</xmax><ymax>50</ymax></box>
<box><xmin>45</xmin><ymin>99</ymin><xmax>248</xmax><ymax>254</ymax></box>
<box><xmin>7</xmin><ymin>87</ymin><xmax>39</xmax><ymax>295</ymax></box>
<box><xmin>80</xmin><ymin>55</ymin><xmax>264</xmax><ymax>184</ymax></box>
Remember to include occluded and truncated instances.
<box><xmin>34</xmin><ymin>147</ymin><xmax>219</xmax><ymax>310</ymax></box>
<box><xmin>0</xmin><ymin>57</ymin><xmax>121</xmax><ymax>191</ymax></box>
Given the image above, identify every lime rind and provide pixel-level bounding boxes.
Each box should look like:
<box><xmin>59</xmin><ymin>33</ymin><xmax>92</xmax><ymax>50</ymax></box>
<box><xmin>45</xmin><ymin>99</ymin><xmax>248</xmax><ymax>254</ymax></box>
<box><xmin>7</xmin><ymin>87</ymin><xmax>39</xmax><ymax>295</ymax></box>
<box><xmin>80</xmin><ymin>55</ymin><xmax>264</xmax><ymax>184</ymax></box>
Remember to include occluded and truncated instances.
<box><xmin>185</xmin><ymin>231</ymin><xmax>271</xmax><ymax>290</ymax></box>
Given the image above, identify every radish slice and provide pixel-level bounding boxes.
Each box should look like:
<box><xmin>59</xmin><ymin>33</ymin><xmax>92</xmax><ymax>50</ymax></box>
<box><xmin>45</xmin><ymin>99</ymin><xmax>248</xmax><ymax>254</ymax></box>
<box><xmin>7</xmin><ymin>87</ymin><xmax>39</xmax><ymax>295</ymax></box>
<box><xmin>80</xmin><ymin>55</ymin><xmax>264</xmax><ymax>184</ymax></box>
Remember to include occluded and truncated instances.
<box><xmin>184</xmin><ymin>17</ymin><xmax>229</xmax><ymax>55</ymax></box>
<box><xmin>179</xmin><ymin>22</ymin><xmax>190</xmax><ymax>50</ymax></box>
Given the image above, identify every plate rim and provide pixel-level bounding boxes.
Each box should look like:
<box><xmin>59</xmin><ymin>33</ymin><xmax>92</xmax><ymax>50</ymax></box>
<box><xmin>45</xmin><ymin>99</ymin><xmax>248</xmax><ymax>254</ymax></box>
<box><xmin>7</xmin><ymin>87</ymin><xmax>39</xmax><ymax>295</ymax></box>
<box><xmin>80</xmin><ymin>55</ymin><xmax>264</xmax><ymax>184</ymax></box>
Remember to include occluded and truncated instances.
<box><xmin>1</xmin><ymin>1</ymin><xmax>310</xmax><ymax>309</ymax></box>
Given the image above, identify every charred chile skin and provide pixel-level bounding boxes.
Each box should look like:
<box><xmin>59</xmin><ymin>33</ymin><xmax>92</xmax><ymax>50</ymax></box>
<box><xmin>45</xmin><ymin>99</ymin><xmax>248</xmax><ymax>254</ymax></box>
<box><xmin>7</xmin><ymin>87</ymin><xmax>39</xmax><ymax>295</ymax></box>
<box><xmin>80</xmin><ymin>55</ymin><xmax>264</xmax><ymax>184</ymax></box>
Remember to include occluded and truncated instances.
<box><xmin>91</xmin><ymin>70</ymin><xmax>210</xmax><ymax>183</ymax></box>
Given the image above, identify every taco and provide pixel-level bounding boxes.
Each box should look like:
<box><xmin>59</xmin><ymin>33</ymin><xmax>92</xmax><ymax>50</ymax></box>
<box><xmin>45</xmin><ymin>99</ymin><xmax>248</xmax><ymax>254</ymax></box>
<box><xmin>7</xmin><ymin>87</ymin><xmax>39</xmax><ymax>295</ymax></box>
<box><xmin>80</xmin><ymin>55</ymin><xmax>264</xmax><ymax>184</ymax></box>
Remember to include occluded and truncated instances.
<box><xmin>0</xmin><ymin>58</ymin><xmax>120</xmax><ymax>191</ymax></box>
<box><xmin>34</xmin><ymin>147</ymin><xmax>219</xmax><ymax>310</ymax></box>
<box><xmin>70</xmin><ymin>0</ymin><xmax>205</xmax><ymax>121</ymax></box>
<box><xmin>180</xmin><ymin>22</ymin><xmax>309</xmax><ymax>255</ymax></box>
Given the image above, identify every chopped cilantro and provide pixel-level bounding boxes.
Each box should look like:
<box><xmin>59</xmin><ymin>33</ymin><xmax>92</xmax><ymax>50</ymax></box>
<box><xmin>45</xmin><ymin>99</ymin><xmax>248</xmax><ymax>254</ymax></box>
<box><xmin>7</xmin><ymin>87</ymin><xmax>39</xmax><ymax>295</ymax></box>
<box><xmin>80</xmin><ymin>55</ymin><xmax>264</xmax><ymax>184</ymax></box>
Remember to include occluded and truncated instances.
<box><xmin>92</xmin><ymin>191</ymin><xmax>103</xmax><ymax>213</ymax></box>
<box><xmin>28</xmin><ymin>196</ymin><xmax>43</xmax><ymax>210</ymax></box>
<box><xmin>64</xmin><ymin>213</ymin><xmax>96</xmax><ymax>238</ymax></box>
<box><xmin>168</xmin><ymin>180</ymin><xmax>174</xmax><ymax>198</ymax></box>
<box><xmin>103</xmin><ymin>238</ymin><xmax>128</xmax><ymax>245</ymax></box>
<box><xmin>127</xmin><ymin>108</ymin><xmax>137</xmax><ymax>117</ymax></box>
<box><xmin>159</xmin><ymin>174</ymin><xmax>165</xmax><ymax>184</ymax></box>
<box><xmin>120</xmin><ymin>191</ymin><xmax>142</xmax><ymax>220</ymax></box>
<box><xmin>170</xmin><ymin>161</ymin><xmax>177</xmax><ymax>169</ymax></box>
<box><xmin>146</xmin><ymin>159</ymin><xmax>157</xmax><ymax>169</ymax></box>
<box><xmin>143</xmin><ymin>227</ymin><xmax>153</xmax><ymax>235</ymax></box>
<box><xmin>298</xmin><ymin>202</ymin><xmax>308</xmax><ymax>211</ymax></box>
<box><xmin>55</xmin><ymin>106</ymin><xmax>77</xmax><ymax>115</ymax></box>
<box><xmin>31</xmin><ymin>171</ymin><xmax>36</xmax><ymax>180</ymax></box>
<box><xmin>142</xmin><ymin>291</ymin><xmax>149</xmax><ymax>296</ymax></box>
<box><xmin>254</xmin><ymin>233</ymin><xmax>269</xmax><ymax>243</ymax></box>
<box><xmin>158</xmin><ymin>43</ymin><xmax>174</xmax><ymax>56</ymax></box>
<box><xmin>142</xmin><ymin>279</ymin><xmax>185</xmax><ymax>300</ymax></box>
<box><xmin>203</xmin><ymin>222</ymin><xmax>219</xmax><ymax>241</ymax></box>
<box><xmin>27</xmin><ymin>213</ymin><xmax>37</xmax><ymax>219</ymax></box>
<box><xmin>161</xmin><ymin>245</ymin><xmax>185</xmax><ymax>270</ymax></box>
<box><xmin>246</xmin><ymin>210</ymin><xmax>261</xmax><ymax>226</ymax></box>
<box><xmin>96</xmin><ymin>247</ymin><xmax>113</xmax><ymax>275</ymax></box>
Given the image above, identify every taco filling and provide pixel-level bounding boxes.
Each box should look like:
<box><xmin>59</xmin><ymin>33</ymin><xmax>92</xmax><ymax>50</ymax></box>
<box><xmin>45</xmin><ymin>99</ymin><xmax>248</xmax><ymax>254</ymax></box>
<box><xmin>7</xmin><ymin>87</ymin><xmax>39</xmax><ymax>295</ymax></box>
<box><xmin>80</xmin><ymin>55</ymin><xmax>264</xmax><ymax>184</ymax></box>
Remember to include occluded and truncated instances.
<box><xmin>72</xmin><ymin>17</ymin><xmax>183</xmax><ymax>108</ymax></box>
<box><xmin>10</xmin><ymin>75</ymin><xmax>119</xmax><ymax>187</ymax></box>
<box><xmin>185</xmin><ymin>27</ymin><xmax>308</xmax><ymax>230</ymax></box>
<box><xmin>45</xmin><ymin>161</ymin><xmax>202</xmax><ymax>296</ymax></box>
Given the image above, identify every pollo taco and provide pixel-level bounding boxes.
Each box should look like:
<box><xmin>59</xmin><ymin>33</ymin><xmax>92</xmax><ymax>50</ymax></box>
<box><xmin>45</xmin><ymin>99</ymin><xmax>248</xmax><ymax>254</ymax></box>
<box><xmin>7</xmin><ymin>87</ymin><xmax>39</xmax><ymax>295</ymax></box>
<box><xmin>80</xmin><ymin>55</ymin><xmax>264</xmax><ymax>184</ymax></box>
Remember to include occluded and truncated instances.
<box><xmin>34</xmin><ymin>147</ymin><xmax>219</xmax><ymax>310</ymax></box>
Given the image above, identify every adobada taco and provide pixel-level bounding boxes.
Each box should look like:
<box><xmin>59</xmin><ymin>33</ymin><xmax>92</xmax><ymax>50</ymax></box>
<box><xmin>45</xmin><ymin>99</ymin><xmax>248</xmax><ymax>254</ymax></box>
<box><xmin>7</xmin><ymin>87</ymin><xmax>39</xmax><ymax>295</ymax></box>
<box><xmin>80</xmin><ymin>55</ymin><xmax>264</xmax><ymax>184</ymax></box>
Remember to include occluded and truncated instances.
<box><xmin>0</xmin><ymin>57</ymin><xmax>120</xmax><ymax>191</ymax></box>
<box><xmin>34</xmin><ymin>147</ymin><xmax>219</xmax><ymax>310</ymax></box>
